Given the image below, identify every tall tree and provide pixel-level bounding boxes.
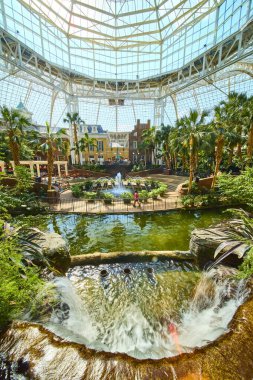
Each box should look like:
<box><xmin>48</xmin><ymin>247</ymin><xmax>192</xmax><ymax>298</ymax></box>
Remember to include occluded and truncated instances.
<box><xmin>79</xmin><ymin>133</ymin><xmax>97</xmax><ymax>163</ymax></box>
<box><xmin>175</xmin><ymin>109</ymin><xmax>208</xmax><ymax>193</ymax></box>
<box><xmin>63</xmin><ymin>112</ymin><xmax>83</xmax><ymax>165</ymax></box>
<box><xmin>156</xmin><ymin>124</ymin><xmax>173</xmax><ymax>169</ymax></box>
<box><xmin>141</xmin><ymin>126</ymin><xmax>157</xmax><ymax>164</ymax></box>
<box><xmin>210</xmin><ymin>105</ymin><xmax>237</xmax><ymax>188</ymax></box>
<box><xmin>0</xmin><ymin>106</ymin><xmax>31</xmax><ymax>166</ymax></box>
<box><xmin>40</xmin><ymin>122</ymin><xmax>66</xmax><ymax>191</ymax></box>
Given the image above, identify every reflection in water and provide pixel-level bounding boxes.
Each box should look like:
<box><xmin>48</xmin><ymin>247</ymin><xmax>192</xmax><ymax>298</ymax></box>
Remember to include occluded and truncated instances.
<box><xmin>16</xmin><ymin>209</ymin><xmax>228</xmax><ymax>255</ymax></box>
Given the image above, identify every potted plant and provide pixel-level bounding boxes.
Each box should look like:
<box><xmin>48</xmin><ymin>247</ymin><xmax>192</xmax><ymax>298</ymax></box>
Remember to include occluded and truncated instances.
<box><xmin>84</xmin><ymin>192</ymin><xmax>97</xmax><ymax>202</ymax></box>
<box><xmin>102</xmin><ymin>192</ymin><xmax>114</xmax><ymax>204</ymax></box>
<box><xmin>139</xmin><ymin>190</ymin><xmax>149</xmax><ymax>203</ymax></box>
<box><xmin>149</xmin><ymin>189</ymin><xmax>160</xmax><ymax>200</ymax></box>
<box><xmin>158</xmin><ymin>185</ymin><xmax>167</xmax><ymax>197</ymax></box>
<box><xmin>120</xmin><ymin>192</ymin><xmax>133</xmax><ymax>204</ymax></box>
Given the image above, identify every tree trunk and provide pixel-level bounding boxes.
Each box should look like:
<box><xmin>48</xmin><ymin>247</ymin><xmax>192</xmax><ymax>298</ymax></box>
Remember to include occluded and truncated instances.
<box><xmin>8</xmin><ymin>130</ymin><xmax>20</xmax><ymax>166</ymax></box>
<box><xmin>247</xmin><ymin>123</ymin><xmax>253</xmax><ymax>164</ymax></box>
<box><xmin>47</xmin><ymin>147</ymin><xmax>54</xmax><ymax>191</ymax></box>
<box><xmin>188</xmin><ymin>135</ymin><xmax>195</xmax><ymax>194</ymax></box>
<box><xmin>228</xmin><ymin>147</ymin><xmax>234</xmax><ymax>165</ymax></box>
<box><xmin>236</xmin><ymin>126</ymin><xmax>242</xmax><ymax>161</ymax></box>
<box><xmin>73</xmin><ymin>123</ymin><xmax>80</xmax><ymax>165</ymax></box>
<box><xmin>212</xmin><ymin>136</ymin><xmax>224</xmax><ymax>189</ymax></box>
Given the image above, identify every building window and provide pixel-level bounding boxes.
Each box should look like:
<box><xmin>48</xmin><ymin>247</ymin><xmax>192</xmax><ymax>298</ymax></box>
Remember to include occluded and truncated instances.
<box><xmin>89</xmin><ymin>144</ymin><xmax>94</xmax><ymax>151</ymax></box>
<box><xmin>133</xmin><ymin>141</ymin><xmax>137</xmax><ymax>149</ymax></box>
<box><xmin>97</xmin><ymin>141</ymin><xmax>104</xmax><ymax>151</ymax></box>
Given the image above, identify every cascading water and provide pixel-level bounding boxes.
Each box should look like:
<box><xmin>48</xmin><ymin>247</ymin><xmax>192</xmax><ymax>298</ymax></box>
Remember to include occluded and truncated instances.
<box><xmin>45</xmin><ymin>262</ymin><xmax>249</xmax><ymax>360</ymax></box>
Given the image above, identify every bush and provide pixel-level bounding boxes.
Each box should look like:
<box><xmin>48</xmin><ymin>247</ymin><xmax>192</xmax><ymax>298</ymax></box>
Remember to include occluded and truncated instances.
<box><xmin>71</xmin><ymin>184</ymin><xmax>83</xmax><ymax>198</ymax></box>
<box><xmin>84</xmin><ymin>192</ymin><xmax>97</xmax><ymax>200</ymax></box>
<box><xmin>0</xmin><ymin>238</ymin><xmax>45</xmax><ymax>329</ymax></box>
<box><xmin>139</xmin><ymin>190</ymin><xmax>149</xmax><ymax>202</ymax></box>
<box><xmin>149</xmin><ymin>189</ymin><xmax>160</xmax><ymax>199</ymax></box>
<box><xmin>120</xmin><ymin>192</ymin><xmax>133</xmax><ymax>203</ymax></box>
<box><xmin>102</xmin><ymin>192</ymin><xmax>114</xmax><ymax>204</ymax></box>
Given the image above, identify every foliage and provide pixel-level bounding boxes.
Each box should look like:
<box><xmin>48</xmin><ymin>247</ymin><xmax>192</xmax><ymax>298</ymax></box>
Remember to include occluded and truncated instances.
<box><xmin>0</xmin><ymin>238</ymin><xmax>45</xmax><ymax>329</ymax></box>
<box><xmin>13</xmin><ymin>166</ymin><xmax>32</xmax><ymax>194</ymax></box>
<box><xmin>182</xmin><ymin>192</ymin><xmax>220</xmax><ymax>208</ymax></box>
<box><xmin>71</xmin><ymin>184</ymin><xmax>84</xmax><ymax>198</ymax></box>
<box><xmin>120</xmin><ymin>192</ymin><xmax>133</xmax><ymax>200</ymax></box>
<box><xmin>101</xmin><ymin>192</ymin><xmax>114</xmax><ymax>203</ymax></box>
<box><xmin>149</xmin><ymin>189</ymin><xmax>160</xmax><ymax>199</ymax></box>
<box><xmin>0</xmin><ymin>186</ymin><xmax>43</xmax><ymax>215</ymax></box>
<box><xmin>0</xmin><ymin>106</ymin><xmax>31</xmax><ymax>165</ymax></box>
<box><xmin>238</xmin><ymin>247</ymin><xmax>253</xmax><ymax>279</ymax></box>
<box><xmin>217</xmin><ymin>167</ymin><xmax>253</xmax><ymax>207</ymax></box>
<box><xmin>139</xmin><ymin>190</ymin><xmax>149</xmax><ymax>201</ymax></box>
<box><xmin>84</xmin><ymin>191</ymin><xmax>97</xmax><ymax>200</ymax></box>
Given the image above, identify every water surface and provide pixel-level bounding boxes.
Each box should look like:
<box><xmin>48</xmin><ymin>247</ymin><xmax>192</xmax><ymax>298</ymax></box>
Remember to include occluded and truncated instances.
<box><xmin>17</xmin><ymin>209</ymin><xmax>228</xmax><ymax>255</ymax></box>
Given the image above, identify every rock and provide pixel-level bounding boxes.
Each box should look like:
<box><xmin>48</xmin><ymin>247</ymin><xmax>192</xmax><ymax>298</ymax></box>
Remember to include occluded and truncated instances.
<box><xmin>190</xmin><ymin>226</ymin><xmax>244</xmax><ymax>269</ymax></box>
<box><xmin>1</xmin><ymin>294</ymin><xmax>253</xmax><ymax>379</ymax></box>
<box><xmin>37</xmin><ymin>231</ymin><xmax>71</xmax><ymax>273</ymax></box>
<box><xmin>25</xmin><ymin>228</ymin><xmax>71</xmax><ymax>273</ymax></box>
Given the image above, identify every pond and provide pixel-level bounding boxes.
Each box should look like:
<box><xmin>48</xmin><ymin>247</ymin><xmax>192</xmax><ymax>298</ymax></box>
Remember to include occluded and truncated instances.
<box><xmin>16</xmin><ymin>209</ymin><xmax>228</xmax><ymax>255</ymax></box>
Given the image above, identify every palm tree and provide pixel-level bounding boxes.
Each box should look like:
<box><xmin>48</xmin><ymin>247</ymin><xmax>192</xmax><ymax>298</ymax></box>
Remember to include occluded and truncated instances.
<box><xmin>221</xmin><ymin>92</ymin><xmax>247</xmax><ymax>162</ymax></box>
<box><xmin>79</xmin><ymin>133</ymin><xmax>97</xmax><ymax>163</ymax></box>
<box><xmin>156</xmin><ymin>124</ymin><xmax>173</xmax><ymax>169</ymax></box>
<box><xmin>210</xmin><ymin>105</ymin><xmax>237</xmax><ymax>188</ymax></box>
<box><xmin>40</xmin><ymin>122</ymin><xmax>66</xmax><ymax>191</ymax></box>
<box><xmin>241</xmin><ymin>95</ymin><xmax>253</xmax><ymax>165</ymax></box>
<box><xmin>63</xmin><ymin>112</ymin><xmax>83</xmax><ymax>165</ymax></box>
<box><xmin>142</xmin><ymin>126</ymin><xmax>157</xmax><ymax>164</ymax></box>
<box><xmin>175</xmin><ymin>109</ymin><xmax>209</xmax><ymax>193</ymax></box>
<box><xmin>0</xmin><ymin>106</ymin><xmax>31</xmax><ymax>166</ymax></box>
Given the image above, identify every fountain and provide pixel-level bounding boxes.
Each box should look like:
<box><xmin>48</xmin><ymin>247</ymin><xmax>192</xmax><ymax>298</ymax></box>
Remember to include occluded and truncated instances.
<box><xmin>105</xmin><ymin>172</ymin><xmax>132</xmax><ymax>197</ymax></box>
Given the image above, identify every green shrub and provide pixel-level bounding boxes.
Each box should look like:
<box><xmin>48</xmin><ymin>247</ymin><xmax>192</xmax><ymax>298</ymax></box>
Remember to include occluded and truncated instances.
<box><xmin>0</xmin><ymin>238</ymin><xmax>45</xmax><ymax>329</ymax></box>
<box><xmin>71</xmin><ymin>184</ymin><xmax>83</xmax><ymax>198</ymax></box>
<box><xmin>84</xmin><ymin>192</ymin><xmax>97</xmax><ymax>200</ymax></box>
<box><xmin>120</xmin><ymin>192</ymin><xmax>133</xmax><ymax>203</ymax></box>
<box><xmin>149</xmin><ymin>189</ymin><xmax>160</xmax><ymax>199</ymax></box>
<box><xmin>139</xmin><ymin>190</ymin><xmax>149</xmax><ymax>202</ymax></box>
<box><xmin>102</xmin><ymin>192</ymin><xmax>114</xmax><ymax>203</ymax></box>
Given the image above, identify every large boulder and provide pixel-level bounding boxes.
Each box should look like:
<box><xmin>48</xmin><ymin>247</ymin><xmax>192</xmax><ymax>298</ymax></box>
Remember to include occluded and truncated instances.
<box><xmin>36</xmin><ymin>231</ymin><xmax>71</xmax><ymax>273</ymax></box>
<box><xmin>190</xmin><ymin>226</ymin><xmax>244</xmax><ymax>269</ymax></box>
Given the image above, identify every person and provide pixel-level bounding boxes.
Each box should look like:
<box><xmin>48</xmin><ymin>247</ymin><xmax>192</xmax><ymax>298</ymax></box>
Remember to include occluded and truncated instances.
<box><xmin>133</xmin><ymin>190</ymin><xmax>140</xmax><ymax>207</ymax></box>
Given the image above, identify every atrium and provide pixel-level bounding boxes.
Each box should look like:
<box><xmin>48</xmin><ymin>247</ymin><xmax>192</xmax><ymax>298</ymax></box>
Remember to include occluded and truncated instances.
<box><xmin>1</xmin><ymin>1</ymin><xmax>253</xmax><ymax>380</ymax></box>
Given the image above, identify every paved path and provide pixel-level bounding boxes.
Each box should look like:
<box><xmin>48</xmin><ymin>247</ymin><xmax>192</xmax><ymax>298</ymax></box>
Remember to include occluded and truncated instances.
<box><xmin>53</xmin><ymin>174</ymin><xmax>187</xmax><ymax>214</ymax></box>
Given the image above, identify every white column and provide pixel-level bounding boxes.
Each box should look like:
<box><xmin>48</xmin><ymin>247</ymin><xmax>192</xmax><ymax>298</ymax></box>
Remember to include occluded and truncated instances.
<box><xmin>57</xmin><ymin>163</ymin><xmax>61</xmax><ymax>178</ymax></box>
<box><xmin>65</xmin><ymin>162</ymin><xmax>68</xmax><ymax>176</ymax></box>
<box><xmin>29</xmin><ymin>162</ymin><xmax>35</xmax><ymax>177</ymax></box>
<box><xmin>36</xmin><ymin>163</ymin><xmax>41</xmax><ymax>177</ymax></box>
<box><xmin>0</xmin><ymin>162</ymin><xmax>5</xmax><ymax>173</ymax></box>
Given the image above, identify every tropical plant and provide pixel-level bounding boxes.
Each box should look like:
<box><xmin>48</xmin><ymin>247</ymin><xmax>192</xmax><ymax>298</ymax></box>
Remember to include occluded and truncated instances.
<box><xmin>63</xmin><ymin>112</ymin><xmax>83</xmax><ymax>165</ymax></box>
<box><xmin>156</xmin><ymin>124</ymin><xmax>173</xmax><ymax>169</ymax></box>
<box><xmin>142</xmin><ymin>126</ymin><xmax>157</xmax><ymax>164</ymax></box>
<box><xmin>40</xmin><ymin>122</ymin><xmax>66</xmax><ymax>191</ymax></box>
<box><xmin>149</xmin><ymin>189</ymin><xmax>160</xmax><ymax>199</ymax></box>
<box><xmin>102</xmin><ymin>192</ymin><xmax>114</xmax><ymax>204</ymax></box>
<box><xmin>79</xmin><ymin>133</ymin><xmax>97</xmax><ymax>163</ymax></box>
<box><xmin>139</xmin><ymin>190</ymin><xmax>149</xmax><ymax>202</ymax></box>
<box><xmin>209</xmin><ymin>105</ymin><xmax>237</xmax><ymax>188</ymax></box>
<box><xmin>0</xmin><ymin>106</ymin><xmax>31</xmax><ymax>166</ymax></box>
<box><xmin>173</xmin><ymin>109</ymin><xmax>209</xmax><ymax>192</ymax></box>
<box><xmin>120</xmin><ymin>192</ymin><xmax>133</xmax><ymax>204</ymax></box>
<box><xmin>84</xmin><ymin>191</ymin><xmax>96</xmax><ymax>201</ymax></box>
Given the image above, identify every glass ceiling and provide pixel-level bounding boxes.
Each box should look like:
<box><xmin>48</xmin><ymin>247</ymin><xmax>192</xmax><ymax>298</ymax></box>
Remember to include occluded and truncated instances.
<box><xmin>1</xmin><ymin>0</ymin><xmax>250</xmax><ymax>80</ymax></box>
<box><xmin>0</xmin><ymin>0</ymin><xmax>252</xmax><ymax>132</ymax></box>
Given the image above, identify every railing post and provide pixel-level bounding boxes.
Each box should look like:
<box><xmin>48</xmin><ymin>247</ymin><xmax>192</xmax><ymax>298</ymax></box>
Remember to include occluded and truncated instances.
<box><xmin>72</xmin><ymin>198</ymin><xmax>74</xmax><ymax>212</ymax></box>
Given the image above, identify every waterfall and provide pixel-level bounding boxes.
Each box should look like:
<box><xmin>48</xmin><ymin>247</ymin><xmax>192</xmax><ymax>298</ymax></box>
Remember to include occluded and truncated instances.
<box><xmin>44</xmin><ymin>264</ymin><xmax>249</xmax><ymax>360</ymax></box>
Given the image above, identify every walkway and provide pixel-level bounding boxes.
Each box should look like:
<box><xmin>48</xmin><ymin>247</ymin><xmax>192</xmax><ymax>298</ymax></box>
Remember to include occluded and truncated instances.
<box><xmin>48</xmin><ymin>174</ymin><xmax>187</xmax><ymax>214</ymax></box>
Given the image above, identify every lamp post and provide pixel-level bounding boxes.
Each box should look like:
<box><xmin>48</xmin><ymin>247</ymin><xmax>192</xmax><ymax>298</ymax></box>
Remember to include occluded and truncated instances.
<box><xmin>132</xmin><ymin>152</ymin><xmax>135</xmax><ymax>164</ymax></box>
